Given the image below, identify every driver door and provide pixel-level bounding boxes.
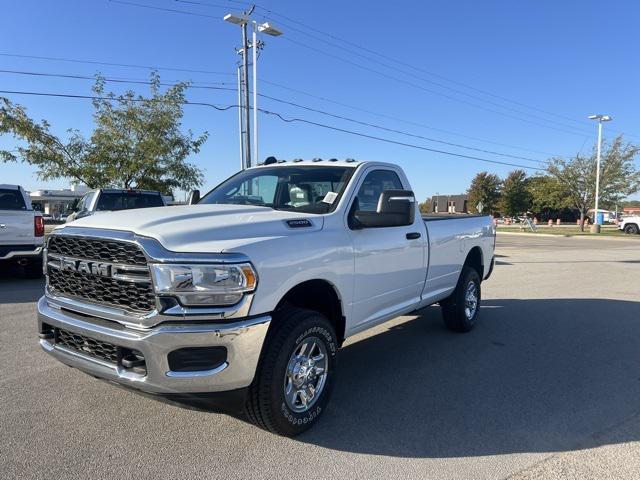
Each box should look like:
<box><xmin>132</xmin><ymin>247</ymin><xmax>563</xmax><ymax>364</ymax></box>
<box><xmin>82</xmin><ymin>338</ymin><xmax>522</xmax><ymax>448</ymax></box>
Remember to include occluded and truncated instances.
<box><xmin>348</xmin><ymin>168</ymin><xmax>426</xmax><ymax>329</ymax></box>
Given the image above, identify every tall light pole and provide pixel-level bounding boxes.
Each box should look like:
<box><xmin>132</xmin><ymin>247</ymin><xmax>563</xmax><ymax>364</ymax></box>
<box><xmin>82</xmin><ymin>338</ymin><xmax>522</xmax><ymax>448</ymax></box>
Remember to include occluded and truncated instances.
<box><xmin>224</xmin><ymin>11</ymin><xmax>282</xmax><ymax>169</ymax></box>
<box><xmin>588</xmin><ymin>114</ymin><xmax>612</xmax><ymax>233</ymax></box>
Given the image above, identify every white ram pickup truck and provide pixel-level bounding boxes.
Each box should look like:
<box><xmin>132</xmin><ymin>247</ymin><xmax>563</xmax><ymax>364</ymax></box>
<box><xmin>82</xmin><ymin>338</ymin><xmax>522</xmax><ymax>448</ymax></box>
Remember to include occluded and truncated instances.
<box><xmin>618</xmin><ymin>215</ymin><xmax>640</xmax><ymax>234</ymax></box>
<box><xmin>38</xmin><ymin>159</ymin><xmax>495</xmax><ymax>436</ymax></box>
<box><xmin>0</xmin><ymin>184</ymin><xmax>44</xmax><ymax>277</ymax></box>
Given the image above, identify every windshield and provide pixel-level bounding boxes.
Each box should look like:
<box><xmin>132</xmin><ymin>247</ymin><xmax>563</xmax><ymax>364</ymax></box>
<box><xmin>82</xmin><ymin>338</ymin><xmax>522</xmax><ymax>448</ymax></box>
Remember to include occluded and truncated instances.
<box><xmin>0</xmin><ymin>189</ymin><xmax>27</xmax><ymax>210</ymax></box>
<box><xmin>95</xmin><ymin>192</ymin><xmax>164</xmax><ymax>211</ymax></box>
<box><xmin>200</xmin><ymin>166</ymin><xmax>355</xmax><ymax>214</ymax></box>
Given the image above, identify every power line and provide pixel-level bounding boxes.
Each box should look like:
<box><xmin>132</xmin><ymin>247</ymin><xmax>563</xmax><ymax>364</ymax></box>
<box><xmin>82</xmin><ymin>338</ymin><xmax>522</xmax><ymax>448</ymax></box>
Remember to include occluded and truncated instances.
<box><xmin>109</xmin><ymin>0</ymin><xmax>590</xmax><ymax>137</ymax></box>
<box><xmin>259</xmin><ymin>109</ymin><xmax>545</xmax><ymax>171</ymax></box>
<box><xmin>0</xmin><ymin>52</ymin><xmax>561</xmax><ymax>156</ymax></box>
<box><xmin>181</xmin><ymin>0</ymin><xmax>598</xmax><ymax>133</ymax></box>
<box><xmin>0</xmin><ymin>52</ymin><xmax>235</xmax><ymax>76</ymax></box>
<box><xmin>258</xmin><ymin>78</ymin><xmax>563</xmax><ymax>157</ymax></box>
<box><xmin>258</xmin><ymin>93</ymin><xmax>545</xmax><ymax>164</ymax></box>
<box><xmin>0</xmin><ymin>88</ymin><xmax>545</xmax><ymax>171</ymax></box>
<box><xmin>281</xmin><ymin>37</ymin><xmax>592</xmax><ymax>138</ymax></box>
<box><xmin>108</xmin><ymin>0</ymin><xmax>218</xmax><ymax>18</ymax></box>
<box><xmin>0</xmin><ymin>67</ymin><xmax>546</xmax><ymax>163</ymax></box>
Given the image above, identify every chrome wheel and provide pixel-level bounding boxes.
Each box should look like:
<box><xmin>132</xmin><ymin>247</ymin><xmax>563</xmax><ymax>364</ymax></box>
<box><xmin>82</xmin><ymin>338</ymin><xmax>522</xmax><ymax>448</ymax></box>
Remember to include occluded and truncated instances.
<box><xmin>284</xmin><ymin>336</ymin><xmax>328</xmax><ymax>413</ymax></box>
<box><xmin>464</xmin><ymin>281</ymin><xmax>478</xmax><ymax>320</ymax></box>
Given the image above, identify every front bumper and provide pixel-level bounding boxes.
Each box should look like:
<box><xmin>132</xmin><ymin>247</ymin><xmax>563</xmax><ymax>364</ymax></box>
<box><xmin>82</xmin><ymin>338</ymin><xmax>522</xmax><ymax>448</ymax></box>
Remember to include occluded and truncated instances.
<box><xmin>37</xmin><ymin>296</ymin><xmax>271</xmax><ymax>394</ymax></box>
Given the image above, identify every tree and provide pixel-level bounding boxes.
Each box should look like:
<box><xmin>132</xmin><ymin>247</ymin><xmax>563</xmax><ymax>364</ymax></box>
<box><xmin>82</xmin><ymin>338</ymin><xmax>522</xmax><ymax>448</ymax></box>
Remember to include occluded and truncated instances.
<box><xmin>546</xmin><ymin>135</ymin><xmax>640</xmax><ymax>230</ymax></box>
<box><xmin>0</xmin><ymin>72</ymin><xmax>208</xmax><ymax>193</ymax></box>
<box><xmin>419</xmin><ymin>197</ymin><xmax>433</xmax><ymax>214</ymax></box>
<box><xmin>467</xmin><ymin>172</ymin><xmax>502</xmax><ymax>214</ymax></box>
<box><xmin>526</xmin><ymin>175</ymin><xmax>572</xmax><ymax>220</ymax></box>
<box><xmin>500</xmin><ymin>170</ymin><xmax>532</xmax><ymax>216</ymax></box>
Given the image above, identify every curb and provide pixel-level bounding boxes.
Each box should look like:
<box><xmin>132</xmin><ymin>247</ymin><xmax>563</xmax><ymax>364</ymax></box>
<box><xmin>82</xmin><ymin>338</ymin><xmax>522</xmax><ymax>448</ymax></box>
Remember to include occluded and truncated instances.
<box><xmin>497</xmin><ymin>231</ymin><xmax>639</xmax><ymax>241</ymax></box>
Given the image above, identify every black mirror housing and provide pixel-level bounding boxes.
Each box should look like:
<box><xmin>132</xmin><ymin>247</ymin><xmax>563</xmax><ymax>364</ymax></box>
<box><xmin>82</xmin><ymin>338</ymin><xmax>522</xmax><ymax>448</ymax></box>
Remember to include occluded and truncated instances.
<box><xmin>352</xmin><ymin>189</ymin><xmax>415</xmax><ymax>228</ymax></box>
<box><xmin>187</xmin><ymin>189</ymin><xmax>201</xmax><ymax>205</ymax></box>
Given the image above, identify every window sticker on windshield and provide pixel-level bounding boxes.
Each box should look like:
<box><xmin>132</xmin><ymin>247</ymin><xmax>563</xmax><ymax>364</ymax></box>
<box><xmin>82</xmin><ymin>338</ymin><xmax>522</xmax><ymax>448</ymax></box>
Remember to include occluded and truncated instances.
<box><xmin>322</xmin><ymin>192</ymin><xmax>338</xmax><ymax>204</ymax></box>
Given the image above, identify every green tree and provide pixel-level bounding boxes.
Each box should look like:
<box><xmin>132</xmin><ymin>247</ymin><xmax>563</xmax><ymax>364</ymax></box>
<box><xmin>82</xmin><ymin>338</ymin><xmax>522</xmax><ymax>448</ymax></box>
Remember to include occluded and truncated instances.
<box><xmin>467</xmin><ymin>172</ymin><xmax>502</xmax><ymax>214</ymax></box>
<box><xmin>500</xmin><ymin>170</ymin><xmax>532</xmax><ymax>216</ymax></box>
<box><xmin>546</xmin><ymin>135</ymin><xmax>640</xmax><ymax>230</ymax></box>
<box><xmin>526</xmin><ymin>175</ymin><xmax>572</xmax><ymax>219</ymax></box>
<box><xmin>419</xmin><ymin>197</ymin><xmax>433</xmax><ymax>214</ymax></box>
<box><xmin>0</xmin><ymin>73</ymin><xmax>207</xmax><ymax>193</ymax></box>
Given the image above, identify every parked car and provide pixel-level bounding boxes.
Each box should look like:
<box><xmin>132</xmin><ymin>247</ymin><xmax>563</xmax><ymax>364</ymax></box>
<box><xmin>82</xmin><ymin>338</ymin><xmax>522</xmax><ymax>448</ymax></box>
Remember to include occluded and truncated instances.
<box><xmin>619</xmin><ymin>215</ymin><xmax>640</xmax><ymax>234</ymax></box>
<box><xmin>0</xmin><ymin>184</ymin><xmax>44</xmax><ymax>278</ymax></box>
<box><xmin>65</xmin><ymin>188</ymin><xmax>166</xmax><ymax>223</ymax></box>
<box><xmin>37</xmin><ymin>159</ymin><xmax>495</xmax><ymax>436</ymax></box>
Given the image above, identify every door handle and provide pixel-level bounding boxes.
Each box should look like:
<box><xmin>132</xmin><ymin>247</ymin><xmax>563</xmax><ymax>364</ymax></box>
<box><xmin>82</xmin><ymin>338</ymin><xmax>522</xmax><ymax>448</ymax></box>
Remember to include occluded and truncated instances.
<box><xmin>406</xmin><ymin>232</ymin><xmax>421</xmax><ymax>240</ymax></box>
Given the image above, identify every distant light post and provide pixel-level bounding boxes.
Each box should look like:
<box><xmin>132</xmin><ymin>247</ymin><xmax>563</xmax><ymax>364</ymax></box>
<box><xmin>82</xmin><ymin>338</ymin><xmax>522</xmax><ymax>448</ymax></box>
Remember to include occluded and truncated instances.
<box><xmin>224</xmin><ymin>11</ymin><xmax>282</xmax><ymax>169</ymax></box>
<box><xmin>588</xmin><ymin>114</ymin><xmax>612</xmax><ymax>233</ymax></box>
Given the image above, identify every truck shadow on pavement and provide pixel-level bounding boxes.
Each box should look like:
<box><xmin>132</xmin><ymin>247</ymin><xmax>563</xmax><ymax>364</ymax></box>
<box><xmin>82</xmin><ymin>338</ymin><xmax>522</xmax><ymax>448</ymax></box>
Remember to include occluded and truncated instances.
<box><xmin>0</xmin><ymin>268</ymin><xmax>45</xmax><ymax>304</ymax></box>
<box><xmin>297</xmin><ymin>298</ymin><xmax>640</xmax><ymax>458</ymax></box>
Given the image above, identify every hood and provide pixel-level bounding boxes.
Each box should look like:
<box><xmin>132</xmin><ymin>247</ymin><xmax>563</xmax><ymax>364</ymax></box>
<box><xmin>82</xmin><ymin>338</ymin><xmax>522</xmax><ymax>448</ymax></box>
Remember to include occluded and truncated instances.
<box><xmin>63</xmin><ymin>204</ymin><xmax>324</xmax><ymax>253</ymax></box>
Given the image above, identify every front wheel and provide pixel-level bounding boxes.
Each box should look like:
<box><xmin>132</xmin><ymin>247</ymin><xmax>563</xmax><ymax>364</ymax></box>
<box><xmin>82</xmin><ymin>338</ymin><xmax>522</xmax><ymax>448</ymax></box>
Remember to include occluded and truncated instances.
<box><xmin>624</xmin><ymin>224</ymin><xmax>639</xmax><ymax>235</ymax></box>
<box><xmin>245</xmin><ymin>308</ymin><xmax>338</xmax><ymax>436</ymax></box>
<box><xmin>440</xmin><ymin>266</ymin><xmax>481</xmax><ymax>332</ymax></box>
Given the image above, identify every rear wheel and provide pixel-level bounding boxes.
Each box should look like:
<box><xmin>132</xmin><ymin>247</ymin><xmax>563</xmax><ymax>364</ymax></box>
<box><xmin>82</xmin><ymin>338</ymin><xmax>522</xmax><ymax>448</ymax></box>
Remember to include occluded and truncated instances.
<box><xmin>624</xmin><ymin>224</ymin><xmax>639</xmax><ymax>235</ymax></box>
<box><xmin>245</xmin><ymin>308</ymin><xmax>338</xmax><ymax>436</ymax></box>
<box><xmin>440</xmin><ymin>266</ymin><xmax>481</xmax><ymax>332</ymax></box>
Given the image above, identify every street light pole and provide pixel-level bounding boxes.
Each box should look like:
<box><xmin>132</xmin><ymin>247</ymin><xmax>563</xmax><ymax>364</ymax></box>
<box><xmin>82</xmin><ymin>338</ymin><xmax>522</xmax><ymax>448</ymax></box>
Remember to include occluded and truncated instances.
<box><xmin>236</xmin><ymin>65</ymin><xmax>245</xmax><ymax>170</ymax></box>
<box><xmin>588</xmin><ymin>114</ymin><xmax>612</xmax><ymax>233</ymax></box>
<box><xmin>252</xmin><ymin>25</ymin><xmax>258</xmax><ymax>166</ymax></box>
<box><xmin>224</xmin><ymin>12</ymin><xmax>282</xmax><ymax>169</ymax></box>
<box><xmin>240</xmin><ymin>22</ymin><xmax>252</xmax><ymax>168</ymax></box>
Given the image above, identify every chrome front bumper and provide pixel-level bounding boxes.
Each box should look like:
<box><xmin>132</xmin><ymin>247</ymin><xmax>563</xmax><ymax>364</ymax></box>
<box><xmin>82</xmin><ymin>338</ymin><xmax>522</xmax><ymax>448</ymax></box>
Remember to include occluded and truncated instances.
<box><xmin>37</xmin><ymin>296</ymin><xmax>271</xmax><ymax>394</ymax></box>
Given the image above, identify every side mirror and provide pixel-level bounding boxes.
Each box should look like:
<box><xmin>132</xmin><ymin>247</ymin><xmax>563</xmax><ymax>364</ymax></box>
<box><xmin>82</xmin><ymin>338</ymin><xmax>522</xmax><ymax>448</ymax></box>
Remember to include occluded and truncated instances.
<box><xmin>352</xmin><ymin>189</ymin><xmax>415</xmax><ymax>229</ymax></box>
<box><xmin>187</xmin><ymin>189</ymin><xmax>200</xmax><ymax>205</ymax></box>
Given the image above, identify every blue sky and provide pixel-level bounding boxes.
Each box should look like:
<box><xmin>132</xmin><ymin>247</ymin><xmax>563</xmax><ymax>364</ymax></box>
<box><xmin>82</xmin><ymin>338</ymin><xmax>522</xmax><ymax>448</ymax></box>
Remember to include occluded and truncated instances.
<box><xmin>1</xmin><ymin>0</ymin><xmax>639</xmax><ymax>201</ymax></box>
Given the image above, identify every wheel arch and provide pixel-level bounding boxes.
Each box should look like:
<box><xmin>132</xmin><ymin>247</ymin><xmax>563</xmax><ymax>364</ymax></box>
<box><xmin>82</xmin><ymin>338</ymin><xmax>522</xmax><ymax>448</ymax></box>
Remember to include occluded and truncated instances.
<box><xmin>464</xmin><ymin>246</ymin><xmax>484</xmax><ymax>279</ymax></box>
<box><xmin>273</xmin><ymin>279</ymin><xmax>346</xmax><ymax>346</ymax></box>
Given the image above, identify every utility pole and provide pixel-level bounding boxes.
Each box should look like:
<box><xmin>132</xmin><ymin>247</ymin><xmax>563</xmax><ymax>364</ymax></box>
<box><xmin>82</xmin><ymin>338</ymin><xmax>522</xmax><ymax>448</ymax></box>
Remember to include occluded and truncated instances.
<box><xmin>588</xmin><ymin>114</ymin><xmax>612</xmax><ymax>233</ymax></box>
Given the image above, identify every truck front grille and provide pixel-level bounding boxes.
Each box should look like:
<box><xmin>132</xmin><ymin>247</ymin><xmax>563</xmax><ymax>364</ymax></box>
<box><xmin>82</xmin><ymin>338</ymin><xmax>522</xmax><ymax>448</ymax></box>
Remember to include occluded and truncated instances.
<box><xmin>46</xmin><ymin>235</ymin><xmax>156</xmax><ymax>314</ymax></box>
<box><xmin>48</xmin><ymin>235</ymin><xmax>147</xmax><ymax>266</ymax></box>
<box><xmin>48</xmin><ymin>268</ymin><xmax>156</xmax><ymax>313</ymax></box>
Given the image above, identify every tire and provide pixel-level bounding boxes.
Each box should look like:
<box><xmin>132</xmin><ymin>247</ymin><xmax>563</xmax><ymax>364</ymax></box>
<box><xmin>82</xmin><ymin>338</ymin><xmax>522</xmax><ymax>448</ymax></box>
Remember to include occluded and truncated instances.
<box><xmin>440</xmin><ymin>266</ymin><xmax>481</xmax><ymax>332</ymax></box>
<box><xmin>624</xmin><ymin>224</ymin><xmax>639</xmax><ymax>235</ymax></box>
<box><xmin>23</xmin><ymin>257</ymin><xmax>43</xmax><ymax>279</ymax></box>
<box><xmin>245</xmin><ymin>308</ymin><xmax>338</xmax><ymax>436</ymax></box>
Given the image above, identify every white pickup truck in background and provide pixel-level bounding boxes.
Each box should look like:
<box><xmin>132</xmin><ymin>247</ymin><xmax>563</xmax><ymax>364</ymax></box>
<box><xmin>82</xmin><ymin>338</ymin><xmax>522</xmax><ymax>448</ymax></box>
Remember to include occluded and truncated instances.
<box><xmin>0</xmin><ymin>184</ymin><xmax>44</xmax><ymax>278</ymax></box>
<box><xmin>619</xmin><ymin>215</ymin><xmax>640</xmax><ymax>234</ymax></box>
<box><xmin>37</xmin><ymin>159</ymin><xmax>495</xmax><ymax>435</ymax></box>
<box><xmin>65</xmin><ymin>188</ymin><xmax>167</xmax><ymax>223</ymax></box>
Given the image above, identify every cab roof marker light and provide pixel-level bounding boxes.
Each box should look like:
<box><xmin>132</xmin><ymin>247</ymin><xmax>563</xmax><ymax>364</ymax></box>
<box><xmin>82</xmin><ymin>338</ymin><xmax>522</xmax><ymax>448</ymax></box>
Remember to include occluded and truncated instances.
<box><xmin>345</xmin><ymin>158</ymin><xmax>356</xmax><ymax>163</ymax></box>
<box><xmin>312</xmin><ymin>158</ymin><xmax>323</xmax><ymax>162</ymax></box>
<box><xmin>293</xmin><ymin>158</ymin><xmax>303</xmax><ymax>163</ymax></box>
<box><xmin>328</xmin><ymin>158</ymin><xmax>338</xmax><ymax>162</ymax></box>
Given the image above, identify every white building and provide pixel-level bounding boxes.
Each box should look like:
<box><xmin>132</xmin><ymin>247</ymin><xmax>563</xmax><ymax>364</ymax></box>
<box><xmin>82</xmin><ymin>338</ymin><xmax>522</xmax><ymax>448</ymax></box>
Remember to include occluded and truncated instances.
<box><xmin>29</xmin><ymin>184</ymin><xmax>89</xmax><ymax>218</ymax></box>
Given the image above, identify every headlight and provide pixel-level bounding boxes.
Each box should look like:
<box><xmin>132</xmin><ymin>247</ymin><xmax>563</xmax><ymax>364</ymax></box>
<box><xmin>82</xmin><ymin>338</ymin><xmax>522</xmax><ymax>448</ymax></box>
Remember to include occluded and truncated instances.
<box><xmin>150</xmin><ymin>263</ymin><xmax>257</xmax><ymax>306</ymax></box>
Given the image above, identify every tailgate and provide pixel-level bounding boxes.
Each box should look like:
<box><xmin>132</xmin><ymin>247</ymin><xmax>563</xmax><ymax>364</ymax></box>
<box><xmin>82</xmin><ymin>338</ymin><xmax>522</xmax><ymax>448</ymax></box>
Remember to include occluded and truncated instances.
<box><xmin>0</xmin><ymin>211</ymin><xmax>35</xmax><ymax>245</ymax></box>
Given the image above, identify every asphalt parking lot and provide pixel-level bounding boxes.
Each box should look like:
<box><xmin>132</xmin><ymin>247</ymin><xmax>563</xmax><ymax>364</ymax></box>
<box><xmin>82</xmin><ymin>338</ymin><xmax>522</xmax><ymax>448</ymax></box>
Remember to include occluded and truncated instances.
<box><xmin>1</xmin><ymin>234</ymin><xmax>640</xmax><ymax>479</ymax></box>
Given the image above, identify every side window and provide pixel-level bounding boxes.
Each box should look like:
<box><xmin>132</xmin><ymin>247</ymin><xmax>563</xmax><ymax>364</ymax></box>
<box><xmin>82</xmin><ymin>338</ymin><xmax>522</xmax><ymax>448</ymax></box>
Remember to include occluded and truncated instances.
<box><xmin>354</xmin><ymin>170</ymin><xmax>403</xmax><ymax>212</ymax></box>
